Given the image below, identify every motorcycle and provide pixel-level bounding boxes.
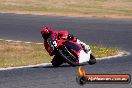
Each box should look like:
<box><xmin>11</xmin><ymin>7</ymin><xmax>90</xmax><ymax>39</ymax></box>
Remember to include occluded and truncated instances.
<box><xmin>47</xmin><ymin>34</ymin><xmax>96</xmax><ymax>66</ymax></box>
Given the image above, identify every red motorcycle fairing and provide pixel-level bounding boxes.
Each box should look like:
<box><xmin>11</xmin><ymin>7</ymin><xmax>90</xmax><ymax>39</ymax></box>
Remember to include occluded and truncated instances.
<box><xmin>47</xmin><ymin>34</ymin><xmax>83</xmax><ymax>62</ymax></box>
<box><xmin>62</xmin><ymin>41</ymin><xmax>82</xmax><ymax>60</ymax></box>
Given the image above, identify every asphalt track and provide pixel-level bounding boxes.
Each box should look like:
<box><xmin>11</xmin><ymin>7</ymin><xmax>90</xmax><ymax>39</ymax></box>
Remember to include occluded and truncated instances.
<box><xmin>0</xmin><ymin>13</ymin><xmax>132</xmax><ymax>88</ymax></box>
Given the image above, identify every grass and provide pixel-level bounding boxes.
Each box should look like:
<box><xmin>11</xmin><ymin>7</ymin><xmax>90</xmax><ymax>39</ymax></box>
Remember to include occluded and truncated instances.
<box><xmin>0</xmin><ymin>0</ymin><xmax>132</xmax><ymax>18</ymax></box>
<box><xmin>91</xmin><ymin>45</ymin><xmax>118</xmax><ymax>58</ymax></box>
<box><xmin>0</xmin><ymin>40</ymin><xmax>51</xmax><ymax>68</ymax></box>
<box><xmin>0</xmin><ymin>40</ymin><xmax>118</xmax><ymax>68</ymax></box>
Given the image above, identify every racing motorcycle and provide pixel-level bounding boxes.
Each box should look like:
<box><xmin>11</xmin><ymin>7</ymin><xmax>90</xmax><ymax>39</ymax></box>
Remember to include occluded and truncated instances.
<box><xmin>47</xmin><ymin>34</ymin><xmax>96</xmax><ymax>66</ymax></box>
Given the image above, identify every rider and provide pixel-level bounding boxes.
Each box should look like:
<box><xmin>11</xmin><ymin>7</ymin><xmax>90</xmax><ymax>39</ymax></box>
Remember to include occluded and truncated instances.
<box><xmin>41</xmin><ymin>26</ymin><xmax>91</xmax><ymax>66</ymax></box>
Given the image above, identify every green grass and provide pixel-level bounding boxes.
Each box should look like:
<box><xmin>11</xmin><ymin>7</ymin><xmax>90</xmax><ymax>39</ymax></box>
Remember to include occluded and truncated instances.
<box><xmin>0</xmin><ymin>40</ymin><xmax>118</xmax><ymax>68</ymax></box>
<box><xmin>0</xmin><ymin>0</ymin><xmax>132</xmax><ymax>17</ymax></box>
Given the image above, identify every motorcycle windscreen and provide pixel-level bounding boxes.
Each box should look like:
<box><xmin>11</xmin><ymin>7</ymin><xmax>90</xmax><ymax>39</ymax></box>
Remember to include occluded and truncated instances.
<box><xmin>63</xmin><ymin>41</ymin><xmax>81</xmax><ymax>52</ymax></box>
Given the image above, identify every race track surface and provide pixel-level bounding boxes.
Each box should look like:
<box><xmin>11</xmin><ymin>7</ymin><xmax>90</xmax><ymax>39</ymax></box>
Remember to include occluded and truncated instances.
<box><xmin>0</xmin><ymin>13</ymin><xmax>132</xmax><ymax>88</ymax></box>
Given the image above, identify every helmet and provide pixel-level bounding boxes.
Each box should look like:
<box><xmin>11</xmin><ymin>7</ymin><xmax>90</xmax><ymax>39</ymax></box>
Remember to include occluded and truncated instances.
<box><xmin>41</xmin><ymin>26</ymin><xmax>53</xmax><ymax>39</ymax></box>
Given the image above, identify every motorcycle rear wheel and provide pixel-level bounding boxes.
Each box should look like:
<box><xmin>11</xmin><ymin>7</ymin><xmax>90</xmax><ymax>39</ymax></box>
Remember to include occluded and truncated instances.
<box><xmin>88</xmin><ymin>54</ymin><xmax>96</xmax><ymax>65</ymax></box>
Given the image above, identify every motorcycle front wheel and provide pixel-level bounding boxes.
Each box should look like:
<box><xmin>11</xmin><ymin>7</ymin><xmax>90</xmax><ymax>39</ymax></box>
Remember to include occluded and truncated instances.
<box><xmin>58</xmin><ymin>46</ymin><xmax>79</xmax><ymax>66</ymax></box>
